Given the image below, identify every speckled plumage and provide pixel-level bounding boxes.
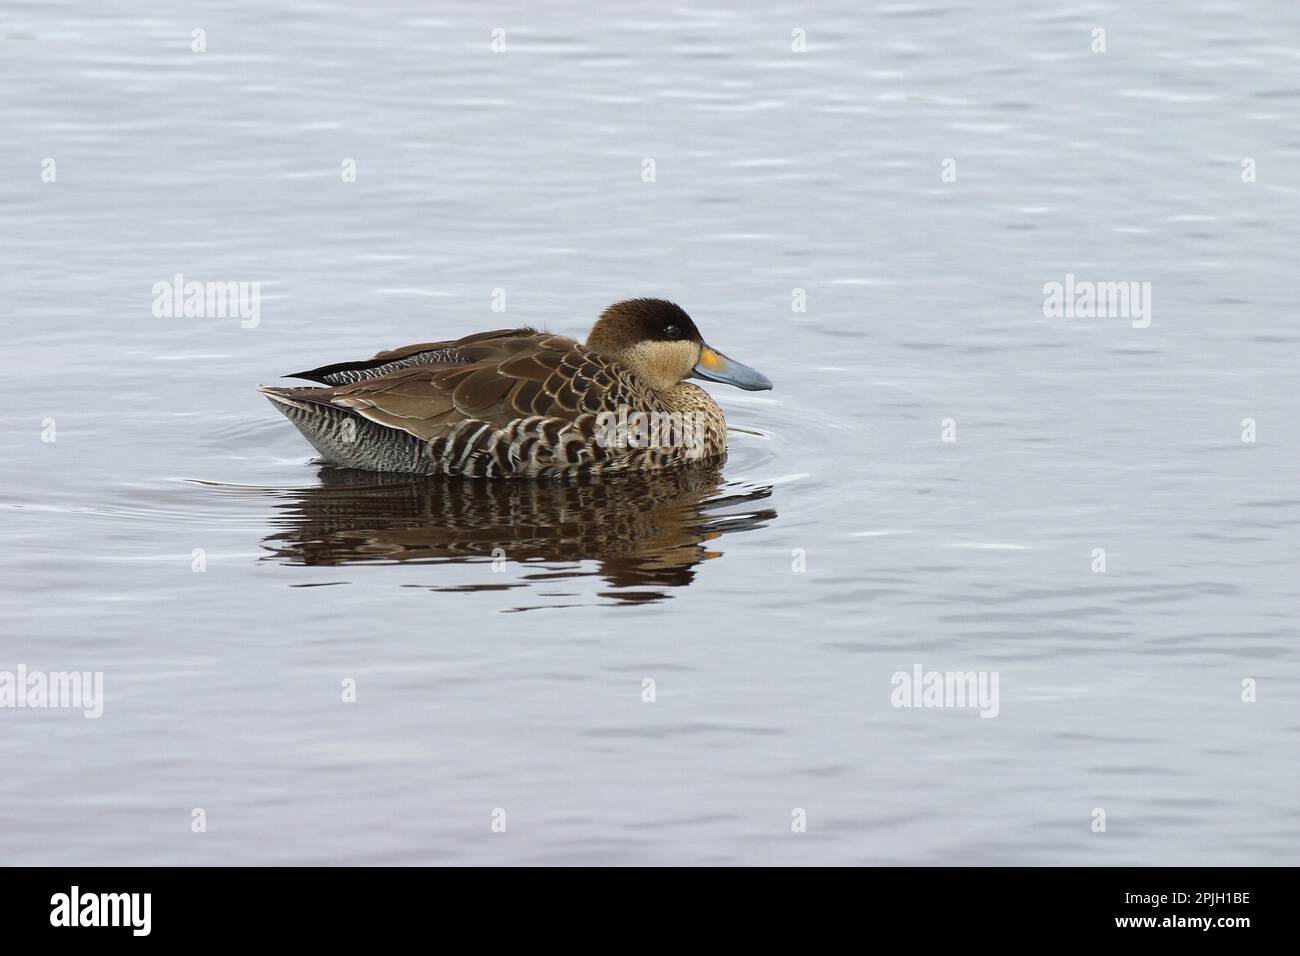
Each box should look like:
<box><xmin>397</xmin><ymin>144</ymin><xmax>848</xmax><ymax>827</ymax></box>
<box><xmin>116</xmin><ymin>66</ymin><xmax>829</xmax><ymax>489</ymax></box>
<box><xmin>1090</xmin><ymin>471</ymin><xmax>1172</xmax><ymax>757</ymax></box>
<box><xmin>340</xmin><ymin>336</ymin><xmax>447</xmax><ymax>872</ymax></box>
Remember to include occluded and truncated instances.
<box><xmin>259</xmin><ymin>307</ymin><xmax>748</xmax><ymax>478</ymax></box>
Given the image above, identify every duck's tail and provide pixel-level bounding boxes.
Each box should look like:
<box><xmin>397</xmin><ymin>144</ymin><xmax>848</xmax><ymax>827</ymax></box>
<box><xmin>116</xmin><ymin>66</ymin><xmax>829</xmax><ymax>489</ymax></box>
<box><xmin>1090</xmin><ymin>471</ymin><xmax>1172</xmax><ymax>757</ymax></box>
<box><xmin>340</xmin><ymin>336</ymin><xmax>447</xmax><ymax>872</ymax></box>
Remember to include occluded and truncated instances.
<box><xmin>257</xmin><ymin>383</ymin><xmax>331</xmax><ymax>412</ymax></box>
<box><xmin>258</xmin><ymin>384</ymin><xmax>431</xmax><ymax>474</ymax></box>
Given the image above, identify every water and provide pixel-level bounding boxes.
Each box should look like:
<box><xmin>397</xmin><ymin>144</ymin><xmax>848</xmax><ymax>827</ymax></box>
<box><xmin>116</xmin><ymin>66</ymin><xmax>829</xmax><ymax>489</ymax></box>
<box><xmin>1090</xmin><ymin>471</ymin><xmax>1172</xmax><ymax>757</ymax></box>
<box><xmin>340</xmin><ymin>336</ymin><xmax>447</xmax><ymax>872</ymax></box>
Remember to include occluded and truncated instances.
<box><xmin>2</xmin><ymin>0</ymin><xmax>1298</xmax><ymax>865</ymax></box>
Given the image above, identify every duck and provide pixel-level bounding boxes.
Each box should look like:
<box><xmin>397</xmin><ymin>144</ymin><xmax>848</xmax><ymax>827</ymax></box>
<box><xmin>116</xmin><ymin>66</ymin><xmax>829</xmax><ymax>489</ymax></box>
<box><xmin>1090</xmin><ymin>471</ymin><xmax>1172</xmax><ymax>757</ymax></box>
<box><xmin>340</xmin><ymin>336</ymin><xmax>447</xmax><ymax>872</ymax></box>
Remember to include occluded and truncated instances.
<box><xmin>258</xmin><ymin>298</ymin><xmax>772</xmax><ymax>478</ymax></box>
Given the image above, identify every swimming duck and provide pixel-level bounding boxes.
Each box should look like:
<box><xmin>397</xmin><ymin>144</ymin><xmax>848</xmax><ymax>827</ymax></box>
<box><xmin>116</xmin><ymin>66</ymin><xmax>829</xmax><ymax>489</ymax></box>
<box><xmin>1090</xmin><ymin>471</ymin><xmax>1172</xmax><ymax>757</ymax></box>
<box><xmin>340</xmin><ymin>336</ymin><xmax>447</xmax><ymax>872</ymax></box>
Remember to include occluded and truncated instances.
<box><xmin>259</xmin><ymin>298</ymin><xmax>772</xmax><ymax>478</ymax></box>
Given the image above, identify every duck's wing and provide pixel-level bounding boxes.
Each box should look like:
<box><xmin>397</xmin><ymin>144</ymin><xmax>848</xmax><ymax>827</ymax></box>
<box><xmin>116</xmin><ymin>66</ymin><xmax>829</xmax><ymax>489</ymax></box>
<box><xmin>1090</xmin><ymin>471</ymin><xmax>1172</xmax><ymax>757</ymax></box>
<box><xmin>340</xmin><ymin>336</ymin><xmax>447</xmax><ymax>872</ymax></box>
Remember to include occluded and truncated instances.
<box><xmin>287</xmin><ymin>327</ymin><xmax>536</xmax><ymax>385</ymax></box>
<box><xmin>278</xmin><ymin>333</ymin><xmax>648</xmax><ymax>443</ymax></box>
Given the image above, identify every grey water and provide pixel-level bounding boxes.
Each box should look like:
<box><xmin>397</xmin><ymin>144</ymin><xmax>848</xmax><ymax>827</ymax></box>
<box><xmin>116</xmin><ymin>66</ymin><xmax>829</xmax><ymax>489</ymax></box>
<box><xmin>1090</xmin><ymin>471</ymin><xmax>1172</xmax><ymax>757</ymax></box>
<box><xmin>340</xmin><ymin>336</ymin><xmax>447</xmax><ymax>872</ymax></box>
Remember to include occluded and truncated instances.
<box><xmin>1</xmin><ymin>0</ymin><xmax>1297</xmax><ymax>865</ymax></box>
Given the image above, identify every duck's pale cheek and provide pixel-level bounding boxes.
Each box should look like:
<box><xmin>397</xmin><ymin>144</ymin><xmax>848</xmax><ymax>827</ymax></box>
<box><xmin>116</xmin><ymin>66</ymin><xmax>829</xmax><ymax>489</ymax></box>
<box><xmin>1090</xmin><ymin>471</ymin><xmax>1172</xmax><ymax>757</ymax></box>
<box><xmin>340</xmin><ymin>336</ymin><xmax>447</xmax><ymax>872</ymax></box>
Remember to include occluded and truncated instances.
<box><xmin>622</xmin><ymin>340</ymin><xmax>699</xmax><ymax>389</ymax></box>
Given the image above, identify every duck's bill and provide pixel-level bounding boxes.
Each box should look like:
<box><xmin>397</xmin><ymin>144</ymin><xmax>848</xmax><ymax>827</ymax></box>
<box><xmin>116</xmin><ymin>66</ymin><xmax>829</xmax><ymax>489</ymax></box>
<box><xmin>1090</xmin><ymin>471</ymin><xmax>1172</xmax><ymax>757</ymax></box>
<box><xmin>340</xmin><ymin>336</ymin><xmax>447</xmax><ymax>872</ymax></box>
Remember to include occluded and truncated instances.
<box><xmin>690</xmin><ymin>346</ymin><xmax>773</xmax><ymax>391</ymax></box>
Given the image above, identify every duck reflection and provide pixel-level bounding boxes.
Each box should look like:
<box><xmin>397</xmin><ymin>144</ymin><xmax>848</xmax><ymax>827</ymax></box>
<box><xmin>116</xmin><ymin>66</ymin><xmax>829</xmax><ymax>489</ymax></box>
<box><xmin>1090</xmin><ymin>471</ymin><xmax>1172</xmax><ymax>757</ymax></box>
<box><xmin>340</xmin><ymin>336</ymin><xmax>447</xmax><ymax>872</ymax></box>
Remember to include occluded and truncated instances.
<box><xmin>262</xmin><ymin>463</ymin><xmax>776</xmax><ymax>597</ymax></box>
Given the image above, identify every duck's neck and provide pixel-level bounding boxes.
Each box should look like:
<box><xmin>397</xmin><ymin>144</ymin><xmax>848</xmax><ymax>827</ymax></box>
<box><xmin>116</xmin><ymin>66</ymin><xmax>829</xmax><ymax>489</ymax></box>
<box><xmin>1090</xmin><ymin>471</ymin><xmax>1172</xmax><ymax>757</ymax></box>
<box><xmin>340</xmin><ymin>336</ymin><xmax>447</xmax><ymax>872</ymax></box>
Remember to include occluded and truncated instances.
<box><xmin>657</xmin><ymin>381</ymin><xmax>719</xmax><ymax>417</ymax></box>
<box><xmin>661</xmin><ymin>382</ymin><xmax>727</xmax><ymax>459</ymax></box>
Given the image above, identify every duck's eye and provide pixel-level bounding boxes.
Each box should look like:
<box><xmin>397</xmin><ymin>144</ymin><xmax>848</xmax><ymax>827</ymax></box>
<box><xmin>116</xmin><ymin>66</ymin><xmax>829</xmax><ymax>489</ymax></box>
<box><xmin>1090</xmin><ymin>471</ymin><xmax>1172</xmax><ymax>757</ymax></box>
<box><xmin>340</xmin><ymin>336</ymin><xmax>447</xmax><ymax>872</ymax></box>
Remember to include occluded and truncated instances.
<box><xmin>664</xmin><ymin>325</ymin><xmax>681</xmax><ymax>340</ymax></box>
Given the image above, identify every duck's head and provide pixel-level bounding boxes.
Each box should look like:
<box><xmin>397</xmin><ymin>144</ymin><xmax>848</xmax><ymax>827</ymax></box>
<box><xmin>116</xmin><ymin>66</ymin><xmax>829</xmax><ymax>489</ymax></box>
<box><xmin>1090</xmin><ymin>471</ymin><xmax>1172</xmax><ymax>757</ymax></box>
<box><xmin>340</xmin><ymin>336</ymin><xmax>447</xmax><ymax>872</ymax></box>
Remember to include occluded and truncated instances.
<box><xmin>585</xmin><ymin>298</ymin><xmax>773</xmax><ymax>393</ymax></box>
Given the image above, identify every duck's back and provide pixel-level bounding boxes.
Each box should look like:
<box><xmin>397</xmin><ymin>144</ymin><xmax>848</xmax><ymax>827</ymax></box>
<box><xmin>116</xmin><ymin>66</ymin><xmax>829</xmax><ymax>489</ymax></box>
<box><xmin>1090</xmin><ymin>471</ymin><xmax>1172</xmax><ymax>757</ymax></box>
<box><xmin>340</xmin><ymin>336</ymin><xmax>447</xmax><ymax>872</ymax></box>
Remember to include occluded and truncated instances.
<box><xmin>286</xmin><ymin>327</ymin><xmax>539</xmax><ymax>386</ymax></box>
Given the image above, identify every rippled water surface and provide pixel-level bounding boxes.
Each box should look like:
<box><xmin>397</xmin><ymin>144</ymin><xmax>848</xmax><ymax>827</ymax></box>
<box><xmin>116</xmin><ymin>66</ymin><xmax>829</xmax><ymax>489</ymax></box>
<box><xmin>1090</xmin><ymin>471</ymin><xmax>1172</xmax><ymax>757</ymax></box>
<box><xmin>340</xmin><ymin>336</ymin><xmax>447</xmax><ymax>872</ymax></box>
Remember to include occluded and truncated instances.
<box><xmin>2</xmin><ymin>1</ymin><xmax>1298</xmax><ymax>865</ymax></box>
